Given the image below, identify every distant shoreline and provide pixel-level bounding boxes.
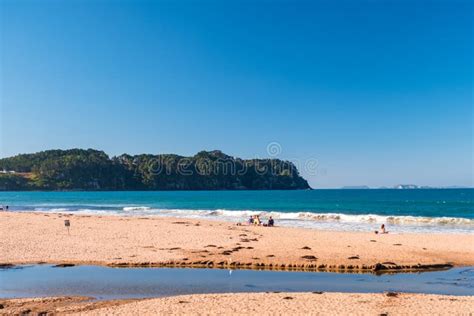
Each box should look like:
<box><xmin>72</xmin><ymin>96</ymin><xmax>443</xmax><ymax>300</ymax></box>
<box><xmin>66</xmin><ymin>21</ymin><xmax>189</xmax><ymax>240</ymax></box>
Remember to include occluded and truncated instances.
<box><xmin>0</xmin><ymin>188</ymin><xmax>312</xmax><ymax>192</ymax></box>
<box><xmin>1</xmin><ymin>187</ymin><xmax>473</xmax><ymax>192</ymax></box>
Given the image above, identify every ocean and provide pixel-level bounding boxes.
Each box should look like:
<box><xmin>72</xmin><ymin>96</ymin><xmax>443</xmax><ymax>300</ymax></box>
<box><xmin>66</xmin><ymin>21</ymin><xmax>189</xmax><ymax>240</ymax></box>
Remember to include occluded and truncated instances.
<box><xmin>0</xmin><ymin>189</ymin><xmax>472</xmax><ymax>233</ymax></box>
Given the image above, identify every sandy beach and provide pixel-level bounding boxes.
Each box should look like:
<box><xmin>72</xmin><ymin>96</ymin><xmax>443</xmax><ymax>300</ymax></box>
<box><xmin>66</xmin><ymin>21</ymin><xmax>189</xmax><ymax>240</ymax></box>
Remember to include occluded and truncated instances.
<box><xmin>1</xmin><ymin>212</ymin><xmax>473</xmax><ymax>271</ymax></box>
<box><xmin>1</xmin><ymin>292</ymin><xmax>473</xmax><ymax>315</ymax></box>
<box><xmin>1</xmin><ymin>212</ymin><xmax>473</xmax><ymax>315</ymax></box>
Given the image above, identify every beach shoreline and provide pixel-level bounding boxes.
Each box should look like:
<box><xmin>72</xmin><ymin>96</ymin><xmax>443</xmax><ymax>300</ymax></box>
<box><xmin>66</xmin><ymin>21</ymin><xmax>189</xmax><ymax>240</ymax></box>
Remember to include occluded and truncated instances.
<box><xmin>1</xmin><ymin>211</ymin><xmax>473</xmax><ymax>272</ymax></box>
<box><xmin>1</xmin><ymin>293</ymin><xmax>473</xmax><ymax>315</ymax></box>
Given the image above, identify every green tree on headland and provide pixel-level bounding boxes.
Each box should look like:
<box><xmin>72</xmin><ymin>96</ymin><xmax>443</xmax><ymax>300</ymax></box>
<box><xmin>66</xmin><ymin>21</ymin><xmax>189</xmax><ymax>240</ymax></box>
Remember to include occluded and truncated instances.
<box><xmin>0</xmin><ymin>149</ymin><xmax>311</xmax><ymax>191</ymax></box>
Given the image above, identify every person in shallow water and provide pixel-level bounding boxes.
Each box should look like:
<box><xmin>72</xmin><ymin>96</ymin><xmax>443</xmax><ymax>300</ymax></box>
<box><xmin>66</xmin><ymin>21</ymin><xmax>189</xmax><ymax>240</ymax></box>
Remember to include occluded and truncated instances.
<box><xmin>375</xmin><ymin>224</ymin><xmax>388</xmax><ymax>234</ymax></box>
<box><xmin>248</xmin><ymin>216</ymin><xmax>254</xmax><ymax>225</ymax></box>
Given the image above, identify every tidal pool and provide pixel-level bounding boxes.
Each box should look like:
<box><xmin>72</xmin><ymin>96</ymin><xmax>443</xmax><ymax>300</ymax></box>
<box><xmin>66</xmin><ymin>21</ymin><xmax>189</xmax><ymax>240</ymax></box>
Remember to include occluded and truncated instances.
<box><xmin>1</xmin><ymin>265</ymin><xmax>472</xmax><ymax>300</ymax></box>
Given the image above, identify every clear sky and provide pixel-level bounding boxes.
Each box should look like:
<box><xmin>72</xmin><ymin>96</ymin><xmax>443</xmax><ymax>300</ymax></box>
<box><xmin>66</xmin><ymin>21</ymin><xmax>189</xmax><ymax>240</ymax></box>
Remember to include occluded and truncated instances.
<box><xmin>0</xmin><ymin>0</ymin><xmax>472</xmax><ymax>188</ymax></box>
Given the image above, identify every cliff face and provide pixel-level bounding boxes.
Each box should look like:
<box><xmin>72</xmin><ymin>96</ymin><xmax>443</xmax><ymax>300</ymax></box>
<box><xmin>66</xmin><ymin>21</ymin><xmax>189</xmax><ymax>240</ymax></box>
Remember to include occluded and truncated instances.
<box><xmin>0</xmin><ymin>149</ymin><xmax>311</xmax><ymax>191</ymax></box>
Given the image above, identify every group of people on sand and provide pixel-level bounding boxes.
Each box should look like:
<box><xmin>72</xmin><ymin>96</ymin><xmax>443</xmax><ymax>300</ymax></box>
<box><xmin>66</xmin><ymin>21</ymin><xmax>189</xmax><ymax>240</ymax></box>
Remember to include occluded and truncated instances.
<box><xmin>248</xmin><ymin>215</ymin><xmax>274</xmax><ymax>227</ymax></box>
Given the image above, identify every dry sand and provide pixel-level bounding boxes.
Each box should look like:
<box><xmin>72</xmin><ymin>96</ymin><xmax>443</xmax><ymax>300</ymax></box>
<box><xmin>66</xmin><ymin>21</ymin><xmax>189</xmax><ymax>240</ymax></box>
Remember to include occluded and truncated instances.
<box><xmin>1</xmin><ymin>212</ymin><xmax>473</xmax><ymax>271</ymax></box>
<box><xmin>1</xmin><ymin>293</ymin><xmax>473</xmax><ymax>315</ymax></box>
<box><xmin>0</xmin><ymin>296</ymin><xmax>134</xmax><ymax>315</ymax></box>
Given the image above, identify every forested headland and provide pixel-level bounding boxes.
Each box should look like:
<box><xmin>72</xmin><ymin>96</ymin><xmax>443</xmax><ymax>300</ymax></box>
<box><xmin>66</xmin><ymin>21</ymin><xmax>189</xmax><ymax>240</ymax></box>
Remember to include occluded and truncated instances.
<box><xmin>0</xmin><ymin>149</ymin><xmax>311</xmax><ymax>191</ymax></box>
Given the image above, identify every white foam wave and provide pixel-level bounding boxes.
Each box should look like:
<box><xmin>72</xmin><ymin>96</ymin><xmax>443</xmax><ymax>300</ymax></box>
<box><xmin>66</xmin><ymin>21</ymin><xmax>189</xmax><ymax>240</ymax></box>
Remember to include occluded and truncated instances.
<box><xmin>32</xmin><ymin>207</ymin><xmax>474</xmax><ymax>226</ymax></box>
<box><xmin>123</xmin><ymin>206</ymin><xmax>152</xmax><ymax>211</ymax></box>
<box><xmin>33</xmin><ymin>207</ymin><xmax>113</xmax><ymax>215</ymax></box>
<box><xmin>34</xmin><ymin>207</ymin><xmax>71</xmax><ymax>212</ymax></box>
<box><xmin>28</xmin><ymin>207</ymin><xmax>474</xmax><ymax>233</ymax></box>
<box><xmin>192</xmin><ymin>209</ymin><xmax>474</xmax><ymax>226</ymax></box>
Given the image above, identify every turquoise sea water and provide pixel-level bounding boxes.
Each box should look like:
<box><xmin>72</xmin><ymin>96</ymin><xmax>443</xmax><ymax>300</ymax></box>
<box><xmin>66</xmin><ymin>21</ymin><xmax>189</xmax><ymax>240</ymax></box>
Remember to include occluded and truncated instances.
<box><xmin>0</xmin><ymin>189</ymin><xmax>472</xmax><ymax>233</ymax></box>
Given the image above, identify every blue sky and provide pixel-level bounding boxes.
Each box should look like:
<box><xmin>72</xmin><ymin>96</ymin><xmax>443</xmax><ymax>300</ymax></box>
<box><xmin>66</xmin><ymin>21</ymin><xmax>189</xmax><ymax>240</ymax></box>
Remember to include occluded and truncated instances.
<box><xmin>0</xmin><ymin>0</ymin><xmax>472</xmax><ymax>188</ymax></box>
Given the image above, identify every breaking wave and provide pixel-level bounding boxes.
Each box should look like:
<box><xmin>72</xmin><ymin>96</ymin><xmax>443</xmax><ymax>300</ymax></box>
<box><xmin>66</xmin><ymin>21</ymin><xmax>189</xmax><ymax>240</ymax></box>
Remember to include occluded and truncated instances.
<box><xmin>28</xmin><ymin>206</ymin><xmax>474</xmax><ymax>233</ymax></box>
<box><xmin>123</xmin><ymin>206</ymin><xmax>152</xmax><ymax>211</ymax></box>
<box><xmin>158</xmin><ymin>209</ymin><xmax>474</xmax><ymax>226</ymax></box>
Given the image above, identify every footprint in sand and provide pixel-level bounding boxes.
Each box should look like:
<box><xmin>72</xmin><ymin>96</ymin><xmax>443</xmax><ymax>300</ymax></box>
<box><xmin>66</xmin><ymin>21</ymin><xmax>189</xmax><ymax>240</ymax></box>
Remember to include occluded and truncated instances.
<box><xmin>301</xmin><ymin>246</ymin><xmax>311</xmax><ymax>250</ymax></box>
<box><xmin>348</xmin><ymin>256</ymin><xmax>360</xmax><ymax>260</ymax></box>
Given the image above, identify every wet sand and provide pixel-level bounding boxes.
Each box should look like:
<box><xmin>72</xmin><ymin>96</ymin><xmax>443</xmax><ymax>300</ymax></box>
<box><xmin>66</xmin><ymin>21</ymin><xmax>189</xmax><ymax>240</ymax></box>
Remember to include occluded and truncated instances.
<box><xmin>1</xmin><ymin>212</ymin><xmax>473</xmax><ymax>271</ymax></box>
<box><xmin>1</xmin><ymin>293</ymin><xmax>473</xmax><ymax>315</ymax></box>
